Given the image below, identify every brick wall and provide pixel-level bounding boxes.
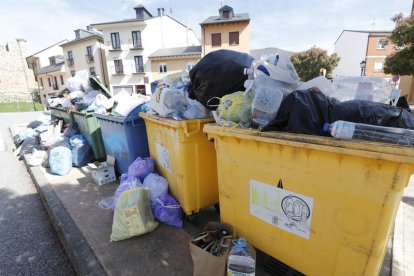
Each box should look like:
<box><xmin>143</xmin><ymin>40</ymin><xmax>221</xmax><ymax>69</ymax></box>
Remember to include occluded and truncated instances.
<box><xmin>0</xmin><ymin>39</ymin><xmax>38</xmax><ymax>102</ymax></box>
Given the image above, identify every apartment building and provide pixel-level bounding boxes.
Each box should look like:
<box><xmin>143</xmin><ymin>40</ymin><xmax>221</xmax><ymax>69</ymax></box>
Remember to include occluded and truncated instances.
<box><xmin>26</xmin><ymin>40</ymin><xmax>69</xmax><ymax>103</ymax></box>
<box><xmin>60</xmin><ymin>27</ymin><xmax>109</xmax><ymax>87</ymax></box>
<box><xmin>149</xmin><ymin>46</ymin><xmax>201</xmax><ymax>81</ymax></box>
<box><xmin>333</xmin><ymin>30</ymin><xmax>398</xmax><ymax>78</ymax></box>
<box><xmin>91</xmin><ymin>5</ymin><xmax>200</xmax><ymax>95</ymax></box>
<box><xmin>36</xmin><ymin>55</ymin><xmax>66</xmax><ymax>101</ymax></box>
<box><xmin>200</xmin><ymin>5</ymin><xmax>250</xmax><ymax>56</ymax></box>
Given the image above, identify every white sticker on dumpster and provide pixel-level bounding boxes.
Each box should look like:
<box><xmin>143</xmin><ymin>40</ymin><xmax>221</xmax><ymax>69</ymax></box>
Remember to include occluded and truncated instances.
<box><xmin>250</xmin><ymin>179</ymin><xmax>314</xmax><ymax>239</ymax></box>
<box><xmin>156</xmin><ymin>143</ymin><xmax>172</xmax><ymax>173</ymax></box>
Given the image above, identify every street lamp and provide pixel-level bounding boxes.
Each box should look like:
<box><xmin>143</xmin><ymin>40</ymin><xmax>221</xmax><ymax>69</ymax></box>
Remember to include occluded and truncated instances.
<box><xmin>360</xmin><ymin>60</ymin><xmax>366</xmax><ymax>76</ymax></box>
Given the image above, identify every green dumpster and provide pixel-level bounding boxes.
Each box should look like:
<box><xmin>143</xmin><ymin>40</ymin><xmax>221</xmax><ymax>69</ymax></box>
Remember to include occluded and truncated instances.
<box><xmin>72</xmin><ymin>110</ymin><xmax>106</xmax><ymax>161</ymax></box>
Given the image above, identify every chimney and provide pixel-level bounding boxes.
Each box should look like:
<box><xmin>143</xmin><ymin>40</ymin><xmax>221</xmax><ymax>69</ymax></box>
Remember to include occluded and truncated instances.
<box><xmin>161</xmin><ymin>8</ymin><xmax>165</xmax><ymax>15</ymax></box>
<box><xmin>75</xmin><ymin>30</ymin><xmax>80</xmax><ymax>39</ymax></box>
<box><xmin>86</xmin><ymin>26</ymin><xmax>93</xmax><ymax>32</ymax></box>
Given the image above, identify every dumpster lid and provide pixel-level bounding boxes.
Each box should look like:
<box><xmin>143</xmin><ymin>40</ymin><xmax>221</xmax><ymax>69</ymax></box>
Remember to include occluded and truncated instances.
<box><xmin>203</xmin><ymin>123</ymin><xmax>414</xmax><ymax>164</ymax></box>
<box><xmin>89</xmin><ymin>77</ymin><xmax>111</xmax><ymax>98</ymax></box>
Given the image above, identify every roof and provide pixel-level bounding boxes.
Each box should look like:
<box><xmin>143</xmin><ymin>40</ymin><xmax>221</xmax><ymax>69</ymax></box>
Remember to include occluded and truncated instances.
<box><xmin>149</xmin><ymin>46</ymin><xmax>202</xmax><ymax>58</ymax></box>
<box><xmin>60</xmin><ymin>34</ymin><xmax>103</xmax><ymax>47</ymax></box>
<box><xmin>37</xmin><ymin>61</ymin><xmax>65</xmax><ymax>75</ymax></box>
<box><xmin>219</xmin><ymin>5</ymin><xmax>233</xmax><ymax>12</ymax></box>
<box><xmin>27</xmin><ymin>39</ymin><xmax>68</xmax><ymax>58</ymax></box>
<box><xmin>91</xmin><ymin>18</ymin><xmax>146</xmax><ymax>27</ymax></box>
<box><xmin>200</xmin><ymin>13</ymin><xmax>250</xmax><ymax>26</ymax></box>
<box><xmin>334</xmin><ymin>30</ymin><xmax>392</xmax><ymax>44</ymax></box>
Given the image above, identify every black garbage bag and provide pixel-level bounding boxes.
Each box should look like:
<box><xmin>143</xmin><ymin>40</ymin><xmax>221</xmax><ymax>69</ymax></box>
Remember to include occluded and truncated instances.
<box><xmin>268</xmin><ymin>89</ymin><xmax>414</xmax><ymax>135</ymax></box>
<box><xmin>18</xmin><ymin>136</ymin><xmax>40</xmax><ymax>160</ymax></box>
<box><xmin>189</xmin><ymin>49</ymin><xmax>254</xmax><ymax>110</ymax></box>
<box><xmin>72</xmin><ymin>144</ymin><xmax>92</xmax><ymax>167</ymax></box>
<box><xmin>27</xmin><ymin>120</ymin><xmax>43</xmax><ymax>129</ymax></box>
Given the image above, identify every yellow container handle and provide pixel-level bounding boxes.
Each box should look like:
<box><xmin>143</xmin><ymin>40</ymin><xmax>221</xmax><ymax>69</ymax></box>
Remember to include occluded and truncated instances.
<box><xmin>184</xmin><ymin>120</ymin><xmax>201</xmax><ymax>138</ymax></box>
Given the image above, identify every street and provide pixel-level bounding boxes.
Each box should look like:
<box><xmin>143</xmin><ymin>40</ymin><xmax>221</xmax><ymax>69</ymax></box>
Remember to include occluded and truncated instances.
<box><xmin>0</xmin><ymin>112</ymin><xmax>75</xmax><ymax>275</ymax></box>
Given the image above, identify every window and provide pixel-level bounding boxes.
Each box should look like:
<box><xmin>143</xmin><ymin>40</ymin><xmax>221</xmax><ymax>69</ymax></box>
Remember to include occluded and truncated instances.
<box><xmin>53</xmin><ymin>76</ymin><xmax>58</xmax><ymax>90</ymax></box>
<box><xmin>40</xmin><ymin>78</ymin><xmax>43</xmax><ymax>88</ymax></box>
<box><xmin>132</xmin><ymin>31</ymin><xmax>142</xmax><ymax>48</ymax></box>
<box><xmin>60</xmin><ymin>75</ymin><xmax>64</xmax><ymax>85</ymax></box>
<box><xmin>48</xmin><ymin>78</ymin><xmax>51</xmax><ymax>87</ymax></box>
<box><xmin>86</xmin><ymin>46</ymin><xmax>93</xmax><ymax>62</ymax></box>
<box><xmin>67</xmin><ymin>51</ymin><xmax>74</xmax><ymax>66</ymax></box>
<box><xmin>71</xmin><ymin>71</ymin><xmax>76</xmax><ymax>77</ymax></box>
<box><xmin>134</xmin><ymin>56</ymin><xmax>144</xmax><ymax>73</ymax></box>
<box><xmin>90</xmin><ymin>67</ymin><xmax>96</xmax><ymax>76</ymax></box>
<box><xmin>223</xmin><ymin>11</ymin><xmax>229</xmax><ymax>19</ymax></box>
<box><xmin>135</xmin><ymin>85</ymin><xmax>146</xmax><ymax>95</ymax></box>
<box><xmin>229</xmin><ymin>32</ymin><xmax>239</xmax><ymax>45</ymax></box>
<box><xmin>49</xmin><ymin>56</ymin><xmax>56</xmax><ymax>65</ymax></box>
<box><xmin>159</xmin><ymin>63</ymin><xmax>167</xmax><ymax>73</ymax></box>
<box><xmin>211</xmin><ymin>33</ymin><xmax>221</xmax><ymax>47</ymax></box>
<box><xmin>114</xmin><ymin>59</ymin><xmax>123</xmax><ymax>74</ymax></box>
<box><xmin>395</xmin><ymin>45</ymin><xmax>405</xmax><ymax>50</ymax></box>
<box><xmin>111</xmin><ymin>32</ymin><xmax>121</xmax><ymax>49</ymax></box>
<box><xmin>186</xmin><ymin>62</ymin><xmax>196</xmax><ymax>72</ymax></box>
<box><xmin>376</xmin><ymin>38</ymin><xmax>387</xmax><ymax>49</ymax></box>
<box><xmin>374</xmin><ymin>61</ymin><xmax>384</xmax><ymax>72</ymax></box>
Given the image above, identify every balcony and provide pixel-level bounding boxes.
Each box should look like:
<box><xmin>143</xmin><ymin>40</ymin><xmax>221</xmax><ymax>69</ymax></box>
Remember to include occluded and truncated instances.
<box><xmin>66</xmin><ymin>58</ymin><xmax>74</xmax><ymax>67</ymax></box>
<box><xmin>128</xmin><ymin>39</ymin><xmax>143</xmax><ymax>50</ymax></box>
<box><xmin>85</xmin><ymin>54</ymin><xmax>94</xmax><ymax>63</ymax></box>
<box><xmin>110</xmin><ymin>66</ymin><xmax>124</xmax><ymax>76</ymax></box>
<box><xmin>106</xmin><ymin>40</ymin><xmax>122</xmax><ymax>51</ymax></box>
<box><xmin>131</xmin><ymin>65</ymin><xmax>145</xmax><ymax>74</ymax></box>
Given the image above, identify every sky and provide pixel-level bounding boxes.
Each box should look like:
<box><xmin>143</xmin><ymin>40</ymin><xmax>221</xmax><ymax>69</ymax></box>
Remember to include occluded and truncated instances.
<box><xmin>0</xmin><ymin>0</ymin><xmax>411</xmax><ymax>55</ymax></box>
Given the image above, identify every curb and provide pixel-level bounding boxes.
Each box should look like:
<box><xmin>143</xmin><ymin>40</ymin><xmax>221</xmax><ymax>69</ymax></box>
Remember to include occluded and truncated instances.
<box><xmin>23</xmin><ymin>156</ymin><xmax>107</xmax><ymax>276</ymax></box>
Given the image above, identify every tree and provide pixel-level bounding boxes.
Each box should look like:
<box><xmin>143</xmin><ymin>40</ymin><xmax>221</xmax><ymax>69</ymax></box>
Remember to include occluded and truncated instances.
<box><xmin>384</xmin><ymin>13</ymin><xmax>414</xmax><ymax>75</ymax></box>
<box><xmin>290</xmin><ymin>46</ymin><xmax>340</xmax><ymax>82</ymax></box>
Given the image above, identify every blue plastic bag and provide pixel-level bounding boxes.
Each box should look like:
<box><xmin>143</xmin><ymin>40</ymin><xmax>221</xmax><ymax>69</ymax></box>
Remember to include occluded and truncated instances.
<box><xmin>49</xmin><ymin>146</ymin><xmax>72</xmax><ymax>176</ymax></box>
<box><xmin>153</xmin><ymin>194</ymin><xmax>183</xmax><ymax>228</ymax></box>
<box><xmin>112</xmin><ymin>175</ymin><xmax>142</xmax><ymax>210</ymax></box>
<box><xmin>142</xmin><ymin>173</ymin><xmax>169</xmax><ymax>205</ymax></box>
<box><xmin>72</xmin><ymin>144</ymin><xmax>92</xmax><ymax>167</ymax></box>
<box><xmin>69</xmin><ymin>134</ymin><xmax>87</xmax><ymax>148</ymax></box>
<box><xmin>127</xmin><ymin>157</ymin><xmax>154</xmax><ymax>182</ymax></box>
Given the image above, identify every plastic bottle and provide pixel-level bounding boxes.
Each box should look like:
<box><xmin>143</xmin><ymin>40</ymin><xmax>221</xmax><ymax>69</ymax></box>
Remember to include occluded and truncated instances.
<box><xmin>227</xmin><ymin>237</ymin><xmax>256</xmax><ymax>276</ymax></box>
<box><xmin>323</xmin><ymin>120</ymin><xmax>414</xmax><ymax>145</ymax></box>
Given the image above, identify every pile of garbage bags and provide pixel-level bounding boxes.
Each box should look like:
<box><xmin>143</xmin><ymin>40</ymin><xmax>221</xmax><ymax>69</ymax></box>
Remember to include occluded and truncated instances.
<box><xmin>110</xmin><ymin>156</ymin><xmax>183</xmax><ymax>242</ymax></box>
<box><xmin>146</xmin><ymin>49</ymin><xmax>412</xmax><ymax>142</ymax></box>
<box><xmin>18</xmin><ymin>117</ymin><xmax>94</xmax><ymax>176</ymax></box>
<box><xmin>46</xmin><ymin>70</ymin><xmax>150</xmax><ymax>116</ymax></box>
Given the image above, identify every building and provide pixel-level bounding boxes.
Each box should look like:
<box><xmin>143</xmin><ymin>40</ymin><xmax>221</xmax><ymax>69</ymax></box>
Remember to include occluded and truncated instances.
<box><xmin>91</xmin><ymin>5</ymin><xmax>200</xmax><ymax>95</ymax></box>
<box><xmin>36</xmin><ymin>55</ymin><xmax>66</xmax><ymax>101</ymax></box>
<box><xmin>0</xmin><ymin>39</ymin><xmax>37</xmax><ymax>102</ymax></box>
<box><xmin>26</xmin><ymin>40</ymin><xmax>69</xmax><ymax>103</ymax></box>
<box><xmin>200</xmin><ymin>5</ymin><xmax>250</xmax><ymax>56</ymax></box>
<box><xmin>60</xmin><ymin>27</ymin><xmax>109</xmax><ymax>87</ymax></box>
<box><xmin>148</xmin><ymin>46</ymin><xmax>201</xmax><ymax>81</ymax></box>
<box><xmin>333</xmin><ymin>30</ymin><xmax>398</xmax><ymax>78</ymax></box>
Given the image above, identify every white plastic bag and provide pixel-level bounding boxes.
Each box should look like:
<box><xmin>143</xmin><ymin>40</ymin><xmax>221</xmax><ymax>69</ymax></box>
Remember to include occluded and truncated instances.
<box><xmin>141</xmin><ymin>173</ymin><xmax>169</xmax><ymax>204</ymax></box>
<box><xmin>252</xmin><ymin>52</ymin><xmax>300</xmax><ymax>86</ymax></box>
<box><xmin>298</xmin><ymin>76</ymin><xmax>335</xmax><ymax>96</ymax></box>
<box><xmin>150</xmin><ymin>87</ymin><xmax>187</xmax><ymax>117</ymax></box>
<box><xmin>183</xmin><ymin>99</ymin><xmax>212</xmax><ymax>119</ymax></box>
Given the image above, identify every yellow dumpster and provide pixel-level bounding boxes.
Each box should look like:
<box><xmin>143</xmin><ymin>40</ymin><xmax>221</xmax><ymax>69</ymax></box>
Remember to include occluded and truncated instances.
<box><xmin>140</xmin><ymin>113</ymin><xmax>219</xmax><ymax>215</ymax></box>
<box><xmin>204</xmin><ymin>124</ymin><xmax>414</xmax><ymax>276</ymax></box>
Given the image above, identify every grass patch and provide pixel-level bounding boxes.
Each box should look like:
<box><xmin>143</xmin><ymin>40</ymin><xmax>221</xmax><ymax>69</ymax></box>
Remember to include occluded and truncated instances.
<box><xmin>0</xmin><ymin>102</ymin><xmax>43</xmax><ymax>112</ymax></box>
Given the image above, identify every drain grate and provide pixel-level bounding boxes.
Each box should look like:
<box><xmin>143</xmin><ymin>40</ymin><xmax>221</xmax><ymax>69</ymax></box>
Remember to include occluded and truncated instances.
<box><xmin>263</xmin><ymin>255</ymin><xmax>305</xmax><ymax>276</ymax></box>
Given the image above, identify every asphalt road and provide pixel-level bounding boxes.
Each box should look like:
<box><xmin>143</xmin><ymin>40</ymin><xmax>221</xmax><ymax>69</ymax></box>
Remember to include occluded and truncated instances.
<box><xmin>0</xmin><ymin>111</ymin><xmax>75</xmax><ymax>275</ymax></box>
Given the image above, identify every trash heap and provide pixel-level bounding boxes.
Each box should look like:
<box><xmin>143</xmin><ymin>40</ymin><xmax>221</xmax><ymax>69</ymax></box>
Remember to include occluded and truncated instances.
<box><xmin>46</xmin><ymin>70</ymin><xmax>149</xmax><ymax>115</ymax></box>
<box><xmin>109</xmin><ymin>156</ymin><xmax>183</xmax><ymax>241</ymax></box>
<box><xmin>145</xmin><ymin>49</ymin><xmax>413</xmax><ymax>146</ymax></box>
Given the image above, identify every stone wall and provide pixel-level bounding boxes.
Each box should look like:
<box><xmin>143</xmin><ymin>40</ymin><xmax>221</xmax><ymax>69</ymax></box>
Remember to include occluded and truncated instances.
<box><xmin>0</xmin><ymin>39</ymin><xmax>38</xmax><ymax>102</ymax></box>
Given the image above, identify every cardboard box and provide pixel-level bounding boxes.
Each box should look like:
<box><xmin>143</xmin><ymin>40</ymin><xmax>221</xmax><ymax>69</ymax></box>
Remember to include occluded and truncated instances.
<box><xmin>91</xmin><ymin>155</ymin><xmax>116</xmax><ymax>185</ymax></box>
<box><xmin>190</xmin><ymin>222</ymin><xmax>233</xmax><ymax>276</ymax></box>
